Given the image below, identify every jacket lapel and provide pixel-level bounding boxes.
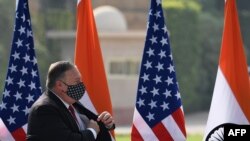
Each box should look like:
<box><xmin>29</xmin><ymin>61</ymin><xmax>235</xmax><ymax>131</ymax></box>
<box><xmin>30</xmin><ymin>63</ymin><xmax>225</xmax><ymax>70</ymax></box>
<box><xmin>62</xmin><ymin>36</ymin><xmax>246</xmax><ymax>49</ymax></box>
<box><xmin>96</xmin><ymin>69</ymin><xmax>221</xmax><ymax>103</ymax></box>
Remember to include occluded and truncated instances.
<box><xmin>47</xmin><ymin>90</ymin><xmax>80</xmax><ymax>132</ymax></box>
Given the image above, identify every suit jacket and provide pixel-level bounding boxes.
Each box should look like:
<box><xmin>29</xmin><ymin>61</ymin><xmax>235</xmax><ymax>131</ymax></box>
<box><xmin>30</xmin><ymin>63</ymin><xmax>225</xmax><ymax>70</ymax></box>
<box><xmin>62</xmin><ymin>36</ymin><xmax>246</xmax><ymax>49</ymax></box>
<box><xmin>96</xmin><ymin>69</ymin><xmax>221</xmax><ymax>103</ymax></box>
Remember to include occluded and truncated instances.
<box><xmin>27</xmin><ymin>90</ymin><xmax>113</xmax><ymax>141</ymax></box>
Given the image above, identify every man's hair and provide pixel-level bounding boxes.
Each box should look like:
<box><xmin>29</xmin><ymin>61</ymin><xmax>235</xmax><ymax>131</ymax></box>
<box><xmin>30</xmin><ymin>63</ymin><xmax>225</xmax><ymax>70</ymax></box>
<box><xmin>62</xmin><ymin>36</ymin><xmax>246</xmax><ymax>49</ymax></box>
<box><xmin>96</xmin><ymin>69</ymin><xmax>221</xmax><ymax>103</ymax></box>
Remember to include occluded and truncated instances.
<box><xmin>46</xmin><ymin>61</ymin><xmax>75</xmax><ymax>89</ymax></box>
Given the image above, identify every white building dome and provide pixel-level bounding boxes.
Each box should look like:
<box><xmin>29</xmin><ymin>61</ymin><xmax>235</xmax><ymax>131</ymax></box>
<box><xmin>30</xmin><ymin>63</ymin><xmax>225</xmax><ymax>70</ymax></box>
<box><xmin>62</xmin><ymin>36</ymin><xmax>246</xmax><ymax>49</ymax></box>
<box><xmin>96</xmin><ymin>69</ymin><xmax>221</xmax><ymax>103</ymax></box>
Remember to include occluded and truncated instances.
<box><xmin>94</xmin><ymin>5</ymin><xmax>127</xmax><ymax>32</ymax></box>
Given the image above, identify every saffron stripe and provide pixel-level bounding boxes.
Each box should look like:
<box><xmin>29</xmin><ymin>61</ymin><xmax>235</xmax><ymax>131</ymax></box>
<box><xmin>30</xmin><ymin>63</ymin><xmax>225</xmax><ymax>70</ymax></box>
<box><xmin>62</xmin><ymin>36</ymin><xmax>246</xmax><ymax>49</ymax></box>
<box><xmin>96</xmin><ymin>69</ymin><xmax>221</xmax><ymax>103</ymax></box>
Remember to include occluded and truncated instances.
<box><xmin>203</xmin><ymin>68</ymin><xmax>249</xmax><ymax>139</ymax></box>
<box><xmin>75</xmin><ymin>0</ymin><xmax>113</xmax><ymax>115</ymax></box>
<box><xmin>219</xmin><ymin>0</ymin><xmax>250</xmax><ymax>121</ymax></box>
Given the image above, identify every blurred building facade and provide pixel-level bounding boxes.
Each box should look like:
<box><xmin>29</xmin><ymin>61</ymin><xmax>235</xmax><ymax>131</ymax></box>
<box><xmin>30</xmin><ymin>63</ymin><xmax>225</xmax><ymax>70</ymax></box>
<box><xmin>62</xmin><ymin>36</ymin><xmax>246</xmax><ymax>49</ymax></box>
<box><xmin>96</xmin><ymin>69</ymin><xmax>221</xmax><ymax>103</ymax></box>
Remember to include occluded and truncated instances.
<box><xmin>92</xmin><ymin>0</ymin><xmax>148</xmax><ymax>30</ymax></box>
<box><xmin>46</xmin><ymin>0</ymin><xmax>150</xmax><ymax>127</ymax></box>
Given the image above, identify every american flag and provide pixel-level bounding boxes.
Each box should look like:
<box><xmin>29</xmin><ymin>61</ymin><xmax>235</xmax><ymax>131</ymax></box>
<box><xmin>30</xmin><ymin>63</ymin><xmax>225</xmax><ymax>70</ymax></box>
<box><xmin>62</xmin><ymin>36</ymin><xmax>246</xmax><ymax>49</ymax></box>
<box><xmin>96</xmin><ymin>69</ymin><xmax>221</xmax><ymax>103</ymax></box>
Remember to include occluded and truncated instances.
<box><xmin>0</xmin><ymin>0</ymin><xmax>42</xmax><ymax>140</ymax></box>
<box><xmin>131</xmin><ymin>0</ymin><xmax>186</xmax><ymax>140</ymax></box>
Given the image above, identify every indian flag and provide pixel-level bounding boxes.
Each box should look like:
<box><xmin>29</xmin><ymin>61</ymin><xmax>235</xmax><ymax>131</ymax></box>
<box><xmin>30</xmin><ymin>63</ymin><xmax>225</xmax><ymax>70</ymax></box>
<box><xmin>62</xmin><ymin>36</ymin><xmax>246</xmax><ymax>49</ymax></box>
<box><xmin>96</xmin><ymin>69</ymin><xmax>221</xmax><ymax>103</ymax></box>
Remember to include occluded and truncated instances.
<box><xmin>203</xmin><ymin>0</ymin><xmax>250</xmax><ymax>140</ymax></box>
<box><xmin>75</xmin><ymin>0</ymin><xmax>115</xmax><ymax>140</ymax></box>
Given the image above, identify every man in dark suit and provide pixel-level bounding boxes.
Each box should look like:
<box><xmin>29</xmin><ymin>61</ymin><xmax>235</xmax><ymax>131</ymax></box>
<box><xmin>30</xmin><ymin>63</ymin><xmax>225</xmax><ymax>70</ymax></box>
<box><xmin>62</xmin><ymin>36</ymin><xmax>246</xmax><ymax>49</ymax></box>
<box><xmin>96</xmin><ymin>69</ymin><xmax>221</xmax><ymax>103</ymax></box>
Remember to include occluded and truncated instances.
<box><xmin>27</xmin><ymin>61</ymin><xmax>115</xmax><ymax>141</ymax></box>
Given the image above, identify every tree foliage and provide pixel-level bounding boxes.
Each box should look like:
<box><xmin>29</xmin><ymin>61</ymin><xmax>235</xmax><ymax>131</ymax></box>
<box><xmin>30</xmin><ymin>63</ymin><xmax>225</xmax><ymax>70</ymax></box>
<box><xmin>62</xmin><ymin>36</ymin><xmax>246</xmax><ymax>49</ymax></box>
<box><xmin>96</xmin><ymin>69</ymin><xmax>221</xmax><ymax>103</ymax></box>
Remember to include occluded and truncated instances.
<box><xmin>0</xmin><ymin>0</ymin><xmax>15</xmax><ymax>99</ymax></box>
<box><xmin>163</xmin><ymin>0</ymin><xmax>203</xmax><ymax>113</ymax></box>
<box><xmin>162</xmin><ymin>0</ymin><xmax>250</xmax><ymax>113</ymax></box>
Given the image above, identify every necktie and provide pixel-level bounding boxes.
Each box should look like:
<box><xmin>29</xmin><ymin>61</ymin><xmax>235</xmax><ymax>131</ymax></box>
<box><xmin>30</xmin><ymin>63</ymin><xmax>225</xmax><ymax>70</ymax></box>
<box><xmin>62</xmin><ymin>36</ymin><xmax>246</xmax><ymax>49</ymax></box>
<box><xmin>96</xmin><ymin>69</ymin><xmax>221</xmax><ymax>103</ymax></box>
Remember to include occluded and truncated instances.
<box><xmin>68</xmin><ymin>105</ymin><xmax>79</xmax><ymax>125</ymax></box>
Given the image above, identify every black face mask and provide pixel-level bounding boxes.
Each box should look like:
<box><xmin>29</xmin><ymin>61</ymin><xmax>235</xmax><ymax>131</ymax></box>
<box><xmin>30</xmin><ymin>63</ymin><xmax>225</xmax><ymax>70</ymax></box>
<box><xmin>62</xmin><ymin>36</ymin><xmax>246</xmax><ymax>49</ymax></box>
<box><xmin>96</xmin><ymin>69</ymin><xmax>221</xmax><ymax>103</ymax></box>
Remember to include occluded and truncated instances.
<box><xmin>61</xmin><ymin>81</ymin><xmax>86</xmax><ymax>101</ymax></box>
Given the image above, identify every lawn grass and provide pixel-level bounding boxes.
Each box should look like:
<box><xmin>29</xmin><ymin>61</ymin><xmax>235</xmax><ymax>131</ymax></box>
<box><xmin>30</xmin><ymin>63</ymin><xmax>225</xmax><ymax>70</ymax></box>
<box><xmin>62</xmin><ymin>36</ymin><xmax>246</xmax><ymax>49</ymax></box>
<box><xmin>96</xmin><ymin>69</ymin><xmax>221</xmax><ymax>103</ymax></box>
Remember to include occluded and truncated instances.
<box><xmin>187</xmin><ymin>134</ymin><xmax>203</xmax><ymax>141</ymax></box>
<box><xmin>116</xmin><ymin>134</ymin><xmax>130</xmax><ymax>141</ymax></box>
<box><xmin>116</xmin><ymin>133</ymin><xmax>203</xmax><ymax>141</ymax></box>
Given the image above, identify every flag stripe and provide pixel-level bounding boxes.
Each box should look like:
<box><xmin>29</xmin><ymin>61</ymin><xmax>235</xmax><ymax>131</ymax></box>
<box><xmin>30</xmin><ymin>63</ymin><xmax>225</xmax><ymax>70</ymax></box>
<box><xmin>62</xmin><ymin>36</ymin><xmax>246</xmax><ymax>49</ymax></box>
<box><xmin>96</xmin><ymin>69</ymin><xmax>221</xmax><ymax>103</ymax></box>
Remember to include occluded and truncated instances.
<box><xmin>11</xmin><ymin>128</ymin><xmax>26</xmax><ymax>141</ymax></box>
<box><xmin>152</xmin><ymin>122</ymin><xmax>173</xmax><ymax>141</ymax></box>
<box><xmin>77</xmin><ymin>0</ymin><xmax>81</xmax><ymax>5</ymax></box>
<box><xmin>131</xmin><ymin>0</ymin><xmax>186</xmax><ymax>140</ymax></box>
<box><xmin>22</xmin><ymin>124</ymin><xmax>27</xmax><ymax>133</ymax></box>
<box><xmin>0</xmin><ymin>119</ymin><xmax>28</xmax><ymax>141</ymax></box>
<box><xmin>162</xmin><ymin>115</ymin><xmax>186</xmax><ymax>141</ymax></box>
<box><xmin>204</xmin><ymin>1</ymin><xmax>250</xmax><ymax>140</ymax></box>
<box><xmin>75</xmin><ymin>0</ymin><xmax>115</xmax><ymax>139</ymax></box>
<box><xmin>219</xmin><ymin>0</ymin><xmax>250</xmax><ymax>121</ymax></box>
<box><xmin>0</xmin><ymin>120</ymin><xmax>28</xmax><ymax>141</ymax></box>
<box><xmin>79</xmin><ymin>92</ymin><xmax>98</xmax><ymax>114</ymax></box>
<box><xmin>203</xmin><ymin>68</ymin><xmax>249</xmax><ymax>138</ymax></box>
<box><xmin>172</xmin><ymin>108</ymin><xmax>186</xmax><ymax>137</ymax></box>
<box><xmin>0</xmin><ymin>0</ymin><xmax>42</xmax><ymax>140</ymax></box>
<box><xmin>75</xmin><ymin>0</ymin><xmax>112</xmax><ymax>116</ymax></box>
<box><xmin>132</xmin><ymin>109</ymin><xmax>158</xmax><ymax>141</ymax></box>
<box><xmin>131</xmin><ymin>125</ymin><xmax>144</xmax><ymax>141</ymax></box>
<box><xmin>0</xmin><ymin>119</ymin><xmax>15</xmax><ymax>141</ymax></box>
